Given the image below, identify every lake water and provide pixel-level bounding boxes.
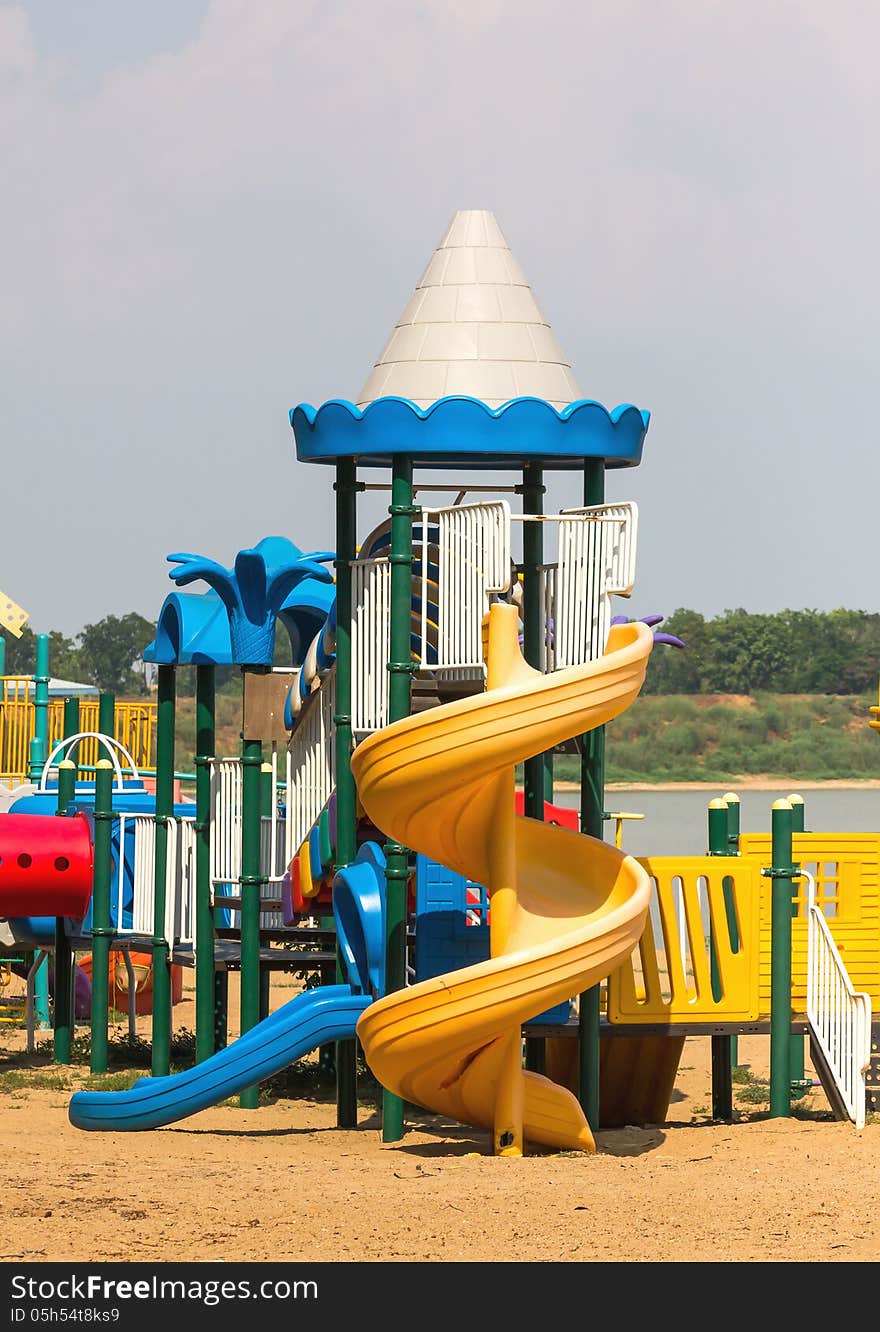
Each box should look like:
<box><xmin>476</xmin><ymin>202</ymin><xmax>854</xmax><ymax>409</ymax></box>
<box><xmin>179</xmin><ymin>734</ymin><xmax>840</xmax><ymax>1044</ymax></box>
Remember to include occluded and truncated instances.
<box><xmin>552</xmin><ymin>787</ymin><xmax>880</xmax><ymax>857</ymax></box>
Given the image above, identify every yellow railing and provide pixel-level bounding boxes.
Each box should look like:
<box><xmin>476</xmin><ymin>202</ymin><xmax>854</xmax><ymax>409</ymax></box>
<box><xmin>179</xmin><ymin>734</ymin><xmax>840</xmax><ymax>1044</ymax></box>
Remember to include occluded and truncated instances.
<box><xmin>607</xmin><ymin>856</ymin><xmax>762</xmax><ymax>1024</ymax></box>
<box><xmin>606</xmin><ymin>836</ymin><xmax>880</xmax><ymax>1026</ymax></box>
<box><xmin>0</xmin><ymin>677</ymin><xmax>156</xmax><ymax>787</ymax></box>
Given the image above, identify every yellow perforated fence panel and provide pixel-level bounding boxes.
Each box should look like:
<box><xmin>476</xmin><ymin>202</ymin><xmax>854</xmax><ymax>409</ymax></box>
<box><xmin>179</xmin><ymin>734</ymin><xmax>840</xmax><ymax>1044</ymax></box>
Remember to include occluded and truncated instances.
<box><xmin>739</xmin><ymin>832</ymin><xmax>880</xmax><ymax>1012</ymax></box>
<box><xmin>607</xmin><ymin>856</ymin><xmax>763</xmax><ymax>1024</ymax></box>
<box><xmin>0</xmin><ymin>680</ymin><xmax>155</xmax><ymax>787</ymax></box>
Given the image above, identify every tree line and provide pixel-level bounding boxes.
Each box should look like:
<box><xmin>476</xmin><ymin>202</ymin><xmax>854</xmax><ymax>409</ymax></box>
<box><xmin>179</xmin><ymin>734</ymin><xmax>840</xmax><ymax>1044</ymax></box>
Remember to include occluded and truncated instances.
<box><xmin>643</xmin><ymin>607</ymin><xmax>880</xmax><ymax>695</ymax></box>
<box><xmin>0</xmin><ymin>614</ymin><xmax>155</xmax><ymax>696</ymax></box>
<box><xmin>5</xmin><ymin>605</ymin><xmax>880</xmax><ymax>700</ymax></box>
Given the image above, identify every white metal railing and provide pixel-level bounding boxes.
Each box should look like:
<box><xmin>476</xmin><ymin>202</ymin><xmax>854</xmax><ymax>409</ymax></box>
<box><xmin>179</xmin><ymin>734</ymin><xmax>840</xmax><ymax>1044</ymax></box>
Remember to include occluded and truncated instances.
<box><xmin>417</xmin><ymin>501</ymin><xmax>511</xmax><ymax>670</ymax></box>
<box><xmin>285</xmin><ymin>667</ymin><xmax>336</xmax><ymax>857</ymax></box>
<box><xmin>533</xmin><ymin>502</ymin><xmax>638</xmax><ymax>669</ymax></box>
<box><xmin>169</xmin><ymin>816</ymin><xmax>197</xmax><ymax>948</ymax></box>
<box><xmin>111</xmin><ymin>812</ymin><xmax>196</xmax><ymax>949</ymax></box>
<box><xmin>352</xmin><ymin>561</ymin><xmax>391</xmax><ymax>735</ymax></box>
<box><xmin>209</xmin><ymin>757</ymin><xmax>242</xmax><ymax>889</ymax></box>
<box><xmin>804</xmin><ymin>870</ymin><xmax>872</xmax><ymax>1129</ymax></box>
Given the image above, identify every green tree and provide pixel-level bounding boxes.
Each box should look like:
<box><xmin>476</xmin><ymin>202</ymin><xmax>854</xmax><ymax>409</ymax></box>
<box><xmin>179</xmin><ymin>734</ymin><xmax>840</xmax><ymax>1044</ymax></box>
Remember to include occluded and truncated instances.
<box><xmin>78</xmin><ymin>613</ymin><xmax>156</xmax><ymax>695</ymax></box>
<box><xmin>0</xmin><ymin>625</ymin><xmax>38</xmax><ymax>675</ymax></box>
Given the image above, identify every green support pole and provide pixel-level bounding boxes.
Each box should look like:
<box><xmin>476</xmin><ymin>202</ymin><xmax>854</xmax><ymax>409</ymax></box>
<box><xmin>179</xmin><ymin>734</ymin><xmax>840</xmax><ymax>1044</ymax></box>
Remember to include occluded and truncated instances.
<box><xmin>89</xmin><ymin>760</ymin><xmax>114</xmax><ymax>1073</ymax></box>
<box><xmin>521</xmin><ymin>463</ymin><xmax>546</xmax><ymax>821</ymax></box>
<box><xmin>259</xmin><ymin>762</ymin><xmax>274</xmax><ymax>1023</ymax></box>
<box><xmin>239</xmin><ymin>727</ymin><xmax>264</xmax><ymax>1109</ymax></box>
<box><xmin>722</xmin><ymin>792</ymin><xmax>741</xmax><ymax>1066</ymax></box>
<box><xmin>195</xmin><ymin>665</ymin><xmax>216</xmax><ymax>1063</ymax></box>
<box><xmin>29</xmin><ymin>635</ymin><xmax>53</xmax><ymax>1030</ymax></box>
<box><xmin>382</xmin><ymin>456</ymin><xmax>415</xmax><ymax>1143</ymax></box>
<box><xmin>98</xmin><ymin>691</ymin><xmax>115</xmax><ymax>747</ymax></box>
<box><xmin>28</xmin><ymin>632</ymin><xmax>50</xmax><ymax>784</ymax></box>
<box><xmin>151</xmin><ymin>666</ymin><xmax>175</xmax><ymax>1078</ymax></box>
<box><xmin>708</xmin><ymin>798</ymin><xmax>733</xmax><ymax>1120</ymax></box>
<box><xmin>63</xmin><ymin>697</ymin><xmax>80</xmax><ymax>779</ymax></box>
<box><xmin>333</xmin><ymin>457</ymin><xmax>360</xmax><ymax>1129</ymax></box>
<box><xmin>521</xmin><ymin>463</ymin><xmax>547</xmax><ymax>1074</ymax></box>
<box><xmin>768</xmin><ymin>799</ymin><xmax>794</xmax><ymax>1117</ymax></box>
<box><xmin>52</xmin><ymin>759</ymin><xmax>77</xmax><ymax>1064</ymax></box>
<box><xmin>578</xmin><ymin>458</ymin><xmax>605</xmax><ymax>1131</ymax></box>
<box><xmin>788</xmin><ymin>793</ymin><xmax>806</xmax><ymax>1090</ymax></box>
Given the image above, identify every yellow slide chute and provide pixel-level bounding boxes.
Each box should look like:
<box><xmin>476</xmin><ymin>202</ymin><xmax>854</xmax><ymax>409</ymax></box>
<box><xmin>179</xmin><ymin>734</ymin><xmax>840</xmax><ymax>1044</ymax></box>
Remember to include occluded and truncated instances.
<box><xmin>352</xmin><ymin>602</ymin><xmax>654</xmax><ymax>1155</ymax></box>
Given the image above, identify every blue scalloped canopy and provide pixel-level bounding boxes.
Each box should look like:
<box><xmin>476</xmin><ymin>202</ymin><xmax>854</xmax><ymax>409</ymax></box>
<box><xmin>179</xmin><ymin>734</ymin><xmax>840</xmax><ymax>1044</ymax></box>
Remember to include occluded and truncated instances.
<box><xmin>289</xmin><ymin>395</ymin><xmax>649</xmax><ymax>470</ymax></box>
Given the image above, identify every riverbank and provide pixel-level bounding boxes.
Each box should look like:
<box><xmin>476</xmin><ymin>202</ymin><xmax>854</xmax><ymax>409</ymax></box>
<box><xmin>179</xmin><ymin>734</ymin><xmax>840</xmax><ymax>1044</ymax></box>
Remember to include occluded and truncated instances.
<box><xmin>555</xmin><ymin>778</ymin><xmax>880</xmax><ymax>792</ymax></box>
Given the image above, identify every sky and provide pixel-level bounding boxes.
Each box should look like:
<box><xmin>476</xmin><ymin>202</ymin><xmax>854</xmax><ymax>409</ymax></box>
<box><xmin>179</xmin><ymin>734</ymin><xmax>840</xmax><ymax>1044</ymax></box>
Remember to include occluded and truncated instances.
<box><xmin>2</xmin><ymin>1</ymin><xmax>878</xmax><ymax>641</ymax></box>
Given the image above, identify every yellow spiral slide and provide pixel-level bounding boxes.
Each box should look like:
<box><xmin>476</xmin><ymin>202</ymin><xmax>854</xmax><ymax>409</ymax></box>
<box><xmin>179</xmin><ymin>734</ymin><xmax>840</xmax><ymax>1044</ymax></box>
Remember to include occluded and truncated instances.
<box><xmin>352</xmin><ymin>603</ymin><xmax>654</xmax><ymax>1156</ymax></box>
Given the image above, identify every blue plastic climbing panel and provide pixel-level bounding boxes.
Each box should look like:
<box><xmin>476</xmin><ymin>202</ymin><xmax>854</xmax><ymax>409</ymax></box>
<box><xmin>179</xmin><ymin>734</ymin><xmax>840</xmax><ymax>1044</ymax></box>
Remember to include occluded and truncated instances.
<box><xmin>414</xmin><ymin>855</ymin><xmax>570</xmax><ymax>1025</ymax></box>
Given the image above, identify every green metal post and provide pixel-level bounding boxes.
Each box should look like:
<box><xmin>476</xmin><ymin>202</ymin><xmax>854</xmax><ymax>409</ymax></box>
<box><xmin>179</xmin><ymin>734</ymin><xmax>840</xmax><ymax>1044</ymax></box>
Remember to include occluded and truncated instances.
<box><xmin>521</xmin><ymin>463</ymin><xmax>547</xmax><ymax>1074</ymax></box>
<box><xmin>788</xmin><ymin>793</ymin><xmax>806</xmax><ymax>1088</ymax></box>
<box><xmin>31</xmin><ymin>636</ymin><xmax>54</xmax><ymax>1031</ymax></box>
<box><xmin>259</xmin><ymin>761</ymin><xmax>274</xmax><ymax>1022</ymax></box>
<box><xmin>63</xmin><ymin>697</ymin><xmax>80</xmax><ymax>779</ymax></box>
<box><xmin>768</xmin><ymin>798</ymin><xmax>794</xmax><ymax>1117</ymax></box>
<box><xmin>53</xmin><ymin>759</ymin><xmax>77</xmax><ymax>1064</ymax></box>
<box><xmin>521</xmin><ymin>464</ymin><xmax>546</xmax><ymax>821</ymax></box>
<box><xmin>98</xmin><ymin>691</ymin><xmax>115</xmax><ymax>747</ymax></box>
<box><xmin>578</xmin><ymin>458</ymin><xmax>605</xmax><ymax>1130</ymax></box>
<box><xmin>89</xmin><ymin>760</ymin><xmax>114</xmax><ymax>1073</ymax></box>
<box><xmin>722</xmin><ymin>792</ymin><xmax>741</xmax><ymax>1065</ymax></box>
<box><xmin>334</xmin><ymin>457</ymin><xmax>360</xmax><ymax>1128</ymax></box>
<box><xmin>708</xmin><ymin>798</ymin><xmax>733</xmax><ymax>1120</ymax></box>
<box><xmin>382</xmin><ymin>456</ymin><xmax>415</xmax><ymax>1143</ymax></box>
<box><xmin>195</xmin><ymin>665</ymin><xmax>216</xmax><ymax>1063</ymax></box>
<box><xmin>28</xmin><ymin>632</ymin><xmax>50</xmax><ymax>784</ymax></box>
<box><xmin>239</xmin><ymin>727</ymin><xmax>264</xmax><ymax>1109</ymax></box>
<box><xmin>260</xmin><ymin>761</ymin><xmax>274</xmax><ymax>818</ymax></box>
<box><xmin>151</xmin><ymin>666</ymin><xmax>175</xmax><ymax>1078</ymax></box>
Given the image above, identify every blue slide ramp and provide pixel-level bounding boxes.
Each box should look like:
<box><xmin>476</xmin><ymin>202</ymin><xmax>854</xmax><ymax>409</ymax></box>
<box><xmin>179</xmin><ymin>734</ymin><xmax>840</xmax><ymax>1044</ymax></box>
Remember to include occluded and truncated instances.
<box><xmin>68</xmin><ymin>841</ymin><xmax>387</xmax><ymax>1132</ymax></box>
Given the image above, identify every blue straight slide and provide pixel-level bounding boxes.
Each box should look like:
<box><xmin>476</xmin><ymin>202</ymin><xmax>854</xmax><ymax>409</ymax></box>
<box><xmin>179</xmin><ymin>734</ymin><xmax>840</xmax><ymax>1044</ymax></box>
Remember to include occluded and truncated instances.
<box><xmin>68</xmin><ymin>986</ymin><xmax>370</xmax><ymax>1131</ymax></box>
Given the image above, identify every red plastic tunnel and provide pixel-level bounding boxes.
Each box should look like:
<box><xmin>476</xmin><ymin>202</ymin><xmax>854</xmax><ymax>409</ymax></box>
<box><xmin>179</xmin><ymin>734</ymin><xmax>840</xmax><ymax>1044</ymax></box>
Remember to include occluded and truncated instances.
<box><xmin>0</xmin><ymin>812</ymin><xmax>93</xmax><ymax>918</ymax></box>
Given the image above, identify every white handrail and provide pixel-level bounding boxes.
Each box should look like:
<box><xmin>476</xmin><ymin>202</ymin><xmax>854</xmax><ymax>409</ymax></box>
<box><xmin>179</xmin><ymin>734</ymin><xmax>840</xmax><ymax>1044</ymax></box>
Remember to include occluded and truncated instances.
<box><xmin>286</xmin><ymin>668</ymin><xmax>336</xmax><ymax>856</ymax></box>
<box><xmin>530</xmin><ymin>503</ymin><xmax>638</xmax><ymax>669</ymax></box>
<box><xmin>804</xmin><ymin>870</ymin><xmax>872</xmax><ymax>1129</ymax></box>
<box><xmin>38</xmin><ymin>732</ymin><xmax>140</xmax><ymax>793</ymax></box>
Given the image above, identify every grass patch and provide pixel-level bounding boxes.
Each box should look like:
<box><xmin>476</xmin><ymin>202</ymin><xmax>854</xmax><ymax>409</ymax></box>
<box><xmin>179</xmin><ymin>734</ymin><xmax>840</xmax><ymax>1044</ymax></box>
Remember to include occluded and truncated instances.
<box><xmin>0</xmin><ymin>1069</ymin><xmax>71</xmax><ymax>1093</ymax></box>
<box><xmin>736</xmin><ymin>1081</ymin><xmax>770</xmax><ymax>1106</ymax></box>
<box><xmin>80</xmin><ymin>1070</ymin><xmax>143</xmax><ymax>1092</ymax></box>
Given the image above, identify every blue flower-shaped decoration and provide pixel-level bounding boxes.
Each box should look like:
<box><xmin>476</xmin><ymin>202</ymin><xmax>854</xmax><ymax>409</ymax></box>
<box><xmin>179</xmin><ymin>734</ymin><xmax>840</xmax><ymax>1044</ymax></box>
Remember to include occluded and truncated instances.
<box><xmin>166</xmin><ymin>537</ymin><xmax>334</xmax><ymax>665</ymax></box>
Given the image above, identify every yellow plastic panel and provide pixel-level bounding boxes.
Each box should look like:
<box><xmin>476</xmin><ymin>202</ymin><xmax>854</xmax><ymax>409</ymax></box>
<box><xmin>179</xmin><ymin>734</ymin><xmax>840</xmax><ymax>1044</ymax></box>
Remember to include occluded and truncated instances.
<box><xmin>740</xmin><ymin>832</ymin><xmax>880</xmax><ymax>1010</ymax></box>
<box><xmin>607</xmin><ymin>856</ymin><xmax>762</xmax><ymax>1024</ymax></box>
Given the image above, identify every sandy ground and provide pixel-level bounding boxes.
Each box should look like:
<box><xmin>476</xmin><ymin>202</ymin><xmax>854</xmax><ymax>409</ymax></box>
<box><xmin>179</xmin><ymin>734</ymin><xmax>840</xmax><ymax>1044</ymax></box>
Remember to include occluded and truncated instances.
<box><xmin>0</xmin><ymin>972</ymin><xmax>877</xmax><ymax>1266</ymax></box>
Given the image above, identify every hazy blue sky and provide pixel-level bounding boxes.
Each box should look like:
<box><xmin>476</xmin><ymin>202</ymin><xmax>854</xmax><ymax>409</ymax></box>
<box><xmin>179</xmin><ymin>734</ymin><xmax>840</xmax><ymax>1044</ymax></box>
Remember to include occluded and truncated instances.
<box><xmin>2</xmin><ymin>2</ymin><xmax>877</xmax><ymax>640</ymax></box>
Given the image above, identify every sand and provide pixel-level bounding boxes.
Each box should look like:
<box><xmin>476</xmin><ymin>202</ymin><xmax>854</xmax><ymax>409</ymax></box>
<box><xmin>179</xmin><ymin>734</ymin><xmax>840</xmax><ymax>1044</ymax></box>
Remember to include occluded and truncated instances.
<box><xmin>0</xmin><ymin>972</ymin><xmax>877</xmax><ymax>1266</ymax></box>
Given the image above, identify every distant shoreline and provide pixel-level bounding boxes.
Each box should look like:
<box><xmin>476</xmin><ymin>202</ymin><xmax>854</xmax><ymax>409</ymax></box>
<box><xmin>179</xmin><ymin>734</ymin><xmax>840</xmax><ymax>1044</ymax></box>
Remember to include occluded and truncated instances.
<box><xmin>551</xmin><ymin>778</ymin><xmax>880</xmax><ymax>792</ymax></box>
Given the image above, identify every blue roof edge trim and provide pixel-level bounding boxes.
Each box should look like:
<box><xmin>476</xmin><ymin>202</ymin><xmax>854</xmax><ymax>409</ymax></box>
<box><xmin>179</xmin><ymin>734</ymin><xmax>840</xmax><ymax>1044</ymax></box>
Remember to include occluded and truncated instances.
<box><xmin>289</xmin><ymin>395</ymin><xmax>650</xmax><ymax>470</ymax></box>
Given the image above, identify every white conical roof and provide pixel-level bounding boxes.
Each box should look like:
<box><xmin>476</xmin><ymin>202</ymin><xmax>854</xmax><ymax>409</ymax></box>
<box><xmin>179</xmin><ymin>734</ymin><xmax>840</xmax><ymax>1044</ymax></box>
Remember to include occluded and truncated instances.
<box><xmin>357</xmin><ymin>210</ymin><xmax>584</xmax><ymax>410</ymax></box>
